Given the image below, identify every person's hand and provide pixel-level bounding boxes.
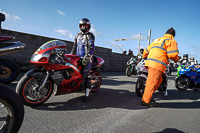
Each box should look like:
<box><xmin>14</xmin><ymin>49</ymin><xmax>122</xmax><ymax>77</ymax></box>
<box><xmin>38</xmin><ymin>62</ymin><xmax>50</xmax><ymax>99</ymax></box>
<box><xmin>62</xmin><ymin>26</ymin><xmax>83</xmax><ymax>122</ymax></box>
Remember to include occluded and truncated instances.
<box><xmin>142</xmin><ymin>57</ymin><xmax>147</xmax><ymax>60</ymax></box>
<box><xmin>82</xmin><ymin>55</ymin><xmax>89</xmax><ymax>66</ymax></box>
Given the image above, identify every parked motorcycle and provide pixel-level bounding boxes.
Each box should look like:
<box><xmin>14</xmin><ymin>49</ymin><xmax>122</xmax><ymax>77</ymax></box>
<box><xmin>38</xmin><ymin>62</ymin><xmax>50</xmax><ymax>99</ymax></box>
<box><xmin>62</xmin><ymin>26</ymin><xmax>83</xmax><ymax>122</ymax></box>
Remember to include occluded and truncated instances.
<box><xmin>126</xmin><ymin>57</ymin><xmax>138</xmax><ymax>77</ymax></box>
<box><xmin>16</xmin><ymin>40</ymin><xmax>104</xmax><ymax>106</ymax></box>
<box><xmin>176</xmin><ymin>62</ymin><xmax>190</xmax><ymax>78</ymax></box>
<box><xmin>175</xmin><ymin>64</ymin><xmax>200</xmax><ymax>91</ymax></box>
<box><xmin>0</xmin><ymin>36</ymin><xmax>25</xmax><ymax>84</ymax></box>
<box><xmin>135</xmin><ymin>59</ymin><xmax>168</xmax><ymax>97</ymax></box>
<box><xmin>0</xmin><ymin>36</ymin><xmax>25</xmax><ymax>133</ymax></box>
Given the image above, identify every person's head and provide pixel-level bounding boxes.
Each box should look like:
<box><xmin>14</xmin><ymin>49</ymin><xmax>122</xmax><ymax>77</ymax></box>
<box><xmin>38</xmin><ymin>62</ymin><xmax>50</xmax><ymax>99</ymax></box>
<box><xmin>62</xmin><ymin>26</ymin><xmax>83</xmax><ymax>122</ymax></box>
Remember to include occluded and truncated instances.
<box><xmin>166</xmin><ymin>27</ymin><xmax>175</xmax><ymax>37</ymax></box>
<box><xmin>190</xmin><ymin>57</ymin><xmax>195</xmax><ymax>61</ymax></box>
<box><xmin>0</xmin><ymin>13</ymin><xmax>5</xmax><ymax>22</ymax></box>
<box><xmin>140</xmin><ymin>48</ymin><xmax>144</xmax><ymax>54</ymax></box>
<box><xmin>79</xmin><ymin>18</ymin><xmax>91</xmax><ymax>33</ymax></box>
<box><xmin>183</xmin><ymin>53</ymin><xmax>188</xmax><ymax>60</ymax></box>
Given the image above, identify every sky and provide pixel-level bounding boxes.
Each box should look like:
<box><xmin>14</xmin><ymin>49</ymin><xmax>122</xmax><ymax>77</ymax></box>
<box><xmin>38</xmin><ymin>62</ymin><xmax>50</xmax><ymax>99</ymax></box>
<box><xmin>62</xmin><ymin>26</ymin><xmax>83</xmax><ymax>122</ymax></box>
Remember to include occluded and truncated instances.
<box><xmin>0</xmin><ymin>0</ymin><xmax>200</xmax><ymax>62</ymax></box>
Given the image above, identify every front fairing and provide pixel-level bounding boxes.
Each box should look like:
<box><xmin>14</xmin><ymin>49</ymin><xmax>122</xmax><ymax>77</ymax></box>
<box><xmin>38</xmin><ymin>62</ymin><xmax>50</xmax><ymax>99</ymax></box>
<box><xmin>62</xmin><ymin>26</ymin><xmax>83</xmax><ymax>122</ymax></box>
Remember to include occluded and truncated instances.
<box><xmin>179</xmin><ymin>65</ymin><xmax>199</xmax><ymax>81</ymax></box>
<box><xmin>127</xmin><ymin>57</ymin><xmax>136</xmax><ymax>66</ymax></box>
<box><xmin>30</xmin><ymin>49</ymin><xmax>52</xmax><ymax>63</ymax></box>
<box><xmin>179</xmin><ymin>68</ymin><xmax>191</xmax><ymax>75</ymax></box>
<box><xmin>30</xmin><ymin>40</ymin><xmax>66</xmax><ymax>63</ymax></box>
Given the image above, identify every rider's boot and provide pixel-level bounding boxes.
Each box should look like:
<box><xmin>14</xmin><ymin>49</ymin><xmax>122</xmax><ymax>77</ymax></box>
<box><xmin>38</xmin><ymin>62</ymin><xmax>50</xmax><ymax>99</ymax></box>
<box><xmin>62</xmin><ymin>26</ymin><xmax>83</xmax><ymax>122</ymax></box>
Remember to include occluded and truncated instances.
<box><xmin>162</xmin><ymin>86</ymin><xmax>168</xmax><ymax>96</ymax></box>
<box><xmin>84</xmin><ymin>75</ymin><xmax>91</xmax><ymax>102</ymax></box>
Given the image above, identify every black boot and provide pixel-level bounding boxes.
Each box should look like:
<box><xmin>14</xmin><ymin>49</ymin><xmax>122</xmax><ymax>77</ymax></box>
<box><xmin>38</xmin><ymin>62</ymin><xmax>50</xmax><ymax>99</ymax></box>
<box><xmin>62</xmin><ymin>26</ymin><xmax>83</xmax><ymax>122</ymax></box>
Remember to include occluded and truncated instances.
<box><xmin>83</xmin><ymin>76</ymin><xmax>91</xmax><ymax>102</ymax></box>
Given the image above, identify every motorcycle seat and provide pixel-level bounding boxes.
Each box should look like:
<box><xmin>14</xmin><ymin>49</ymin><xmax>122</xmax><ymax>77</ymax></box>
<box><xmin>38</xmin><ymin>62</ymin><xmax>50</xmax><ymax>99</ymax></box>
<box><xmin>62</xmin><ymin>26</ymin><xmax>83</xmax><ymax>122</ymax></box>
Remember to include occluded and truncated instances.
<box><xmin>92</xmin><ymin>55</ymin><xmax>98</xmax><ymax>66</ymax></box>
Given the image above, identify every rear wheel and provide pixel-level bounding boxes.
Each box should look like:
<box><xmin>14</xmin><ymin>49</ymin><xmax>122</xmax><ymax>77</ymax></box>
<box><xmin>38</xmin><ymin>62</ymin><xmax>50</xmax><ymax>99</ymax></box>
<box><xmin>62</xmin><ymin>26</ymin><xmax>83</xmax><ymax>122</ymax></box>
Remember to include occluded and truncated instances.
<box><xmin>135</xmin><ymin>76</ymin><xmax>146</xmax><ymax>97</ymax></box>
<box><xmin>16</xmin><ymin>75</ymin><xmax>53</xmax><ymax>106</ymax></box>
<box><xmin>175</xmin><ymin>76</ymin><xmax>189</xmax><ymax>91</ymax></box>
<box><xmin>0</xmin><ymin>59</ymin><xmax>19</xmax><ymax>84</ymax></box>
<box><xmin>126</xmin><ymin>66</ymin><xmax>132</xmax><ymax>77</ymax></box>
<box><xmin>90</xmin><ymin>71</ymin><xmax>102</xmax><ymax>93</ymax></box>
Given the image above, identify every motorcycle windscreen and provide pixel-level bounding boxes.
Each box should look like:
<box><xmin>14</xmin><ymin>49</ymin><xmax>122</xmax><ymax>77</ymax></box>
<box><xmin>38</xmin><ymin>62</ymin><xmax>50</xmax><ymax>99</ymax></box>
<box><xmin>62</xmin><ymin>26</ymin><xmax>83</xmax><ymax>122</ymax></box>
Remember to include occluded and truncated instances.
<box><xmin>30</xmin><ymin>40</ymin><xmax>66</xmax><ymax>62</ymax></box>
<box><xmin>37</xmin><ymin>40</ymin><xmax>66</xmax><ymax>51</ymax></box>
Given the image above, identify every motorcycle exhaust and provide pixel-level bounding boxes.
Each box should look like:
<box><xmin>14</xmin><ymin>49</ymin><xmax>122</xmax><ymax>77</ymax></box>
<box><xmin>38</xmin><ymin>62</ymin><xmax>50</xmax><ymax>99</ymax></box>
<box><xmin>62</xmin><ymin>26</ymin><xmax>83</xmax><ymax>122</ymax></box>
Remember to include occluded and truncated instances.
<box><xmin>0</xmin><ymin>41</ymin><xmax>26</xmax><ymax>56</ymax></box>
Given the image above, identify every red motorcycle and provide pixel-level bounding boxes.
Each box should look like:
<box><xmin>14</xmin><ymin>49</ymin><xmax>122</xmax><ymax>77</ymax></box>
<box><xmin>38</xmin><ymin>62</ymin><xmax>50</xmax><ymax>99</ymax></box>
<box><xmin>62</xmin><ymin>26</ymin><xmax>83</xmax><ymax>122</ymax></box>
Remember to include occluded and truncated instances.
<box><xmin>16</xmin><ymin>40</ymin><xmax>104</xmax><ymax>106</ymax></box>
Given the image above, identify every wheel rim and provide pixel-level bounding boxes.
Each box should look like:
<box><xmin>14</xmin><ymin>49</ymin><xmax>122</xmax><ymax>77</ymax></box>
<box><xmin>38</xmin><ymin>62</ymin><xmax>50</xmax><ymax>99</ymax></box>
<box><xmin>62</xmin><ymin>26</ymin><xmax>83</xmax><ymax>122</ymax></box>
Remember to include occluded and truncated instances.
<box><xmin>128</xmin><ymin>67</ymin><xmax>132</xmax><ymax>75</ymax></box>
<box><xmin>23</xmin><ymin>77</ymin><xmax>52</xmax><ymax>104</ymax></box>
<box><xmin>0</xmin><ymin>98</ymin><xmax>15</xmax><ymax>133</ymax></box>
<box><xmin>177</xmin><ymin>77</ymin><xmax>189</xmax><ymax>89</ymax></box>
<box><xmin>140</xmin><ymin>79</ymin><xmax>146</xmax><ymax>96</ymax></box>
<box><xmin>90</xmin><ymin>72</ymin><xmax>101</xmax><ymax>91</ymax></box>
<box><xmin>0</xmin><ymin>63</ymin><xmax>16</xmax><ymax>81</ymax></box>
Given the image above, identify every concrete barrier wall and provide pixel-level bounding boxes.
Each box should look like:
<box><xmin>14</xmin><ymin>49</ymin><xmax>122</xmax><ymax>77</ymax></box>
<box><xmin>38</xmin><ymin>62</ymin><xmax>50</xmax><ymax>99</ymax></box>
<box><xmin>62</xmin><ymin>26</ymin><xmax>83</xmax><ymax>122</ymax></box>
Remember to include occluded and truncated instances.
<box><xmin>0</xmin><ymin>29</ymin><xmax>132</xmax><ymax>71</ymax></box>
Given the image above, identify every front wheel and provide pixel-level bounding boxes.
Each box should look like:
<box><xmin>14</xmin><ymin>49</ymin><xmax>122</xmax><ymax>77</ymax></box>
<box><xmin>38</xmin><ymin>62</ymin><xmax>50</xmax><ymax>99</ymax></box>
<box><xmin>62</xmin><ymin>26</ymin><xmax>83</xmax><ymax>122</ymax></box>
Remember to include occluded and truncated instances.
<box><xmin>16</xmin><ymin>75</ymin><xmax>53</xmax><ymax>106</ymax></box>
<box><xmin>126</xmin><ymin>66</ymin><xmax>132</xmax><ymax>77</ymax></box>
<box><xmin>175</xmin><ymin>76</ymin><xmax>189</xmax><ymax>91</ymax></box>
<box><xmin>90</xmin><ymin>71</ymin><xmax>102</xmax><ymax>93</ymax></box>
<box><xmin>0</xmin><ymin>83</ymin><xmax>24</xmax><ymax>133</ymax></box>
<box><xmin>135</xmin><ymin>76</ymin><xmax>146</xmax><ymax>97</ymax></box>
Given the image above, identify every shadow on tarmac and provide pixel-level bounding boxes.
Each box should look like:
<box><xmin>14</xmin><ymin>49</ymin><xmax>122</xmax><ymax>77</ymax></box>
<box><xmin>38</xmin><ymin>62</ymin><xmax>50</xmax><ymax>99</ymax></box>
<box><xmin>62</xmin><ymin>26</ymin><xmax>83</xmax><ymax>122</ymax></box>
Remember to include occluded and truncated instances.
<box><xmin>102</xmin><ymin>78</ymin><xmax>136</xmax><ymax>86</ymax></box>
<box><xmin>32</xmin><ymin>87</ymin><xmax>147</xmax><ymax>111</ymax></box>
<box><xmin>8</xmin><ymin>72</ymin><xmax>200</xmax><ymax>111</ymax></box>
<box><xmin>153</xmin><ymin>89</ymin><xmax>200</xmax><ymax>109</ymax></box>
<box><xmin>154</xmin><ymin>128</ymin><xmax>185</xmax><ymax>133</ymax></box>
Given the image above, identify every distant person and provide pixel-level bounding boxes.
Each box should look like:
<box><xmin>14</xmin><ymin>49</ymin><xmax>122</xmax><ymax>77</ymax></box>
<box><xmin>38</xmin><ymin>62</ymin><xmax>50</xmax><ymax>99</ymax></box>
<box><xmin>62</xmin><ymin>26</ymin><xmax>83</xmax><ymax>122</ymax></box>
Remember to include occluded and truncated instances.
<box><xmin>141</xmin><ymin>27</ymin><xmax>179</xmax><ymax>107</ymax></box>
<box><xmin>136</xmin><ymin>48</ymin><xmax>144</xmax><ymax>61</ymax></box>
<box><xmin>138</xmin><ymin>48</ymin><xmax>144</xmax><ymax>55</ymax></box>
<box><xmin>128</xmin><ymin>49</ymin><xmax>133</xmax><ymax>56</ymax></box>
<box><xmin>0</xmin><ymin>13</ymin><xmax>5</xmax><ymax>29</ymax></box>
<box><xmin>189</xmin><ymin>57</ymin><xmax>196</xmax><ymax>66</ymax></box>
<box><xmin>179</xmin><ymin>53</ymin><xmax>189</xmax><ymax>65</ymax></box>
<box><xmin>70</xmin><ymin>18</ymin><xmax>95</xmax><ymax>102</ymax></box>
<box><xmin>122</xmin><ymin>49</ymin><xmax>127</xmax><ymax>55</ymax></box>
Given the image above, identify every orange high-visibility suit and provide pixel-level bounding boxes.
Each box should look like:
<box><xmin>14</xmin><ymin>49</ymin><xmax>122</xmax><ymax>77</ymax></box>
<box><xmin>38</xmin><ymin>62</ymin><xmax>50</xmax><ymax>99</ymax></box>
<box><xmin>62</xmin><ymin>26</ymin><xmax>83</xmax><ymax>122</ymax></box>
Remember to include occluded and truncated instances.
<box><xmin>142</xmin><ymin>34</ymin><xmax>179</xmax><ymax>103</ymax></box>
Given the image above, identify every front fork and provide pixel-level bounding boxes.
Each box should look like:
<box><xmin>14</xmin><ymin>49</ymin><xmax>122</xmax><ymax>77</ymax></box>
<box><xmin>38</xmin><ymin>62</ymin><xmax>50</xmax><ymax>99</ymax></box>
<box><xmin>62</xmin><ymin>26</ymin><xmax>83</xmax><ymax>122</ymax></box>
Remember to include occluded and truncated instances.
<box><xmin>37</xmin><ymin>71</ymin><xmax>49</xmax><ymax>92</ymax></box>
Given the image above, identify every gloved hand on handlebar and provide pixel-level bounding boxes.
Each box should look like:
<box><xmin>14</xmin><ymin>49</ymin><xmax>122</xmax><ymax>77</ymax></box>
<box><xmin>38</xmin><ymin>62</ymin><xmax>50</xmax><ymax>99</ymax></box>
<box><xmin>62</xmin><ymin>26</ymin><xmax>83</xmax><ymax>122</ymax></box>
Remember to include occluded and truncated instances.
<box><xmin>82</xmin><ymin>54</ymin><xmax>90</xmax><ymax>66</ymax></box>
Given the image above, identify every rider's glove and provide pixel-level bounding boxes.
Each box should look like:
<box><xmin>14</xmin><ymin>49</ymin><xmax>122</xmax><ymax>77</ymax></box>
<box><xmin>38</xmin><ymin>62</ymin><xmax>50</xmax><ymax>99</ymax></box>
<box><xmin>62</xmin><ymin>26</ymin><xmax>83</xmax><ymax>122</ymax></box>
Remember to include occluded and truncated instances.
<box><xmin>82</xmin><ymin>54</ymin><xmax>90</xmax><ymax>66</ymax></box>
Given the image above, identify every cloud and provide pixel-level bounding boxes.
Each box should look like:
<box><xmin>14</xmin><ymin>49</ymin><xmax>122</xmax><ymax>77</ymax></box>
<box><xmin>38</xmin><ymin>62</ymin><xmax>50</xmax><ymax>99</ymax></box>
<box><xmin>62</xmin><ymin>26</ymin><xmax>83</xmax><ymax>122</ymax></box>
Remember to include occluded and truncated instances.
<box><xmin>90</xmin><ymin>24</ymin><xmax>102</xmax><ymax>37</ymax></box>
<box><xmin>55</xmin><ymin>29</ymin><xmax>74</xmax><ymax>39</ymax></box>
<box><xmin>57</xmin><ymin>10</ymin><xmax>65</xmax><ymax>16</ymax></box>
<box><xmin>0</xmin><ymin>9</ymin><xmax>21</xmax><ymax>21</ymax></box>
<box><xmin>105</xmin><ymin>41</ymin><xmax>124</xmax><ymax>52</ymax></box>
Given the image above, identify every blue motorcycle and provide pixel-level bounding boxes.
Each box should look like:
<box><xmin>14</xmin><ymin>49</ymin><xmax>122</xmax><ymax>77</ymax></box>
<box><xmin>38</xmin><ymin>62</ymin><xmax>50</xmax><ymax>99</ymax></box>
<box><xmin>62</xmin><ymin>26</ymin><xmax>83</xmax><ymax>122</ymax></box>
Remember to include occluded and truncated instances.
<box><xmin>175</xmin><ymin>65</ymin><xmax>200</xmax><ymax>91</ymax></box>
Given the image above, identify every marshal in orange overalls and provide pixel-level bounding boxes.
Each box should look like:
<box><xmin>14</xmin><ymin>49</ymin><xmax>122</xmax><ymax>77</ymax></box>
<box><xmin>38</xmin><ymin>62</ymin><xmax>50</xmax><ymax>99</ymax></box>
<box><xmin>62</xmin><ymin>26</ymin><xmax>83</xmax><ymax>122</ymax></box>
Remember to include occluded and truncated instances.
<box><xmin>142</xmin><ymin>31</ymin><xmax>179</xmax><ymax>104</ymax></box>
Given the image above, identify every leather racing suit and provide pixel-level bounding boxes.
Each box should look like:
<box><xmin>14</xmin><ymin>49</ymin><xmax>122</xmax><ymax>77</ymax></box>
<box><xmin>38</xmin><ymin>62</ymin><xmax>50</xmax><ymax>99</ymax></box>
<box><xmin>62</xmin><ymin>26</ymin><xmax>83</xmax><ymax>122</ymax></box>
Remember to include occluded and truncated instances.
<box><xmin>71</xmin><ymin>31</ymin><xmax>95</xmax><ymax>91</ymax></box>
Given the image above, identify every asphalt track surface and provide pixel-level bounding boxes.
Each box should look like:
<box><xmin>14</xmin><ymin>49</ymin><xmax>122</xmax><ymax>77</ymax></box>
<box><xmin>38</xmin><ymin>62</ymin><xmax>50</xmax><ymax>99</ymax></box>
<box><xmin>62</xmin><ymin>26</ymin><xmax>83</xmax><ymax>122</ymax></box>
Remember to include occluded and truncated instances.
<box><xmin>7</xmin><ymin>72</ymin><xmax>200</xmax><ymax>133</ymax></box>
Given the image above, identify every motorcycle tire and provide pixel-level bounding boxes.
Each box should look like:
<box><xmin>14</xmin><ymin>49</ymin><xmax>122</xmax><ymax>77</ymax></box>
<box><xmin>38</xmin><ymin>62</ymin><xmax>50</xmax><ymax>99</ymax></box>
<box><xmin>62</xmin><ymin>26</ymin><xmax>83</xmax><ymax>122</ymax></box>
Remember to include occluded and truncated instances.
<box><xmin>158</xmin><ymin>74</ymin><xmax>168</xmax><ymax>91</ymax></box>
<box><xmin>0</xmin><ymin>83</ymin><xmax>24</xmax><ymax>133</ymax></box>
<box><xmin>90</xmin><ymin>71</ymin><xmax>102</xmax><ymax>93</ymax></box>
<box><xmin>135</xmin><ymin>76</ymin><xmax>146</xmax><ymax>97</ymax></box>
<box><xmin>16</xmin><ymin>75</ymin><xmax>53</xmax><ymax>106</ymax></box>
<box><xmin>175</xmin><ymin>76</ymin><xmax>189</xmax><ymax>91</ymax></box>
<box><xmin>0</xmin><ymin>59</ymin><xmax>19</xmax><ymax>84</ymax></box>
<box><xmin>126</xmin><ymin>66</ymin><xmax>132</xmax><ymax>77</ymax></box>
<box><xmin>169</xmin><ymin>68</ymin><xmax>172</xmax><ymax>76</ymax></box>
